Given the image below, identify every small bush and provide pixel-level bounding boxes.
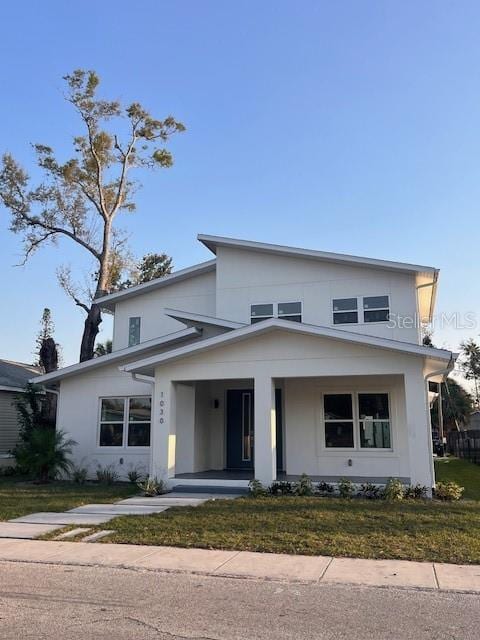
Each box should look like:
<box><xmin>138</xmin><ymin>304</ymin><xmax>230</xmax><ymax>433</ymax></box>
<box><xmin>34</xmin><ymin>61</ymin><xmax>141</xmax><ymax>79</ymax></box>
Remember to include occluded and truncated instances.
<box><xmin>294</xmin><ymin>473</ymin><xmax>314</xmax><ymax>496</ymax></box>
<box><xmin>435</xmin><ymin>481</ymin><xmax>464</xmax><ymax>501</ymax></box>
<box><xmin>14</xmin><ymin>428</ymin><xmax>76</xmax><ymax>483</ymax></box>
<box><xmin>337</xmin><ymin>477</ymin><xmax>355</xmax><ymax>498</ymax></box>
<box><xmin>96</xmin><ymin>464</ymin><xmax>119</xmax><ymax>485</ymax></box>
<box><xmin>316</xmin><ymin>481</ymin><xmax>334</xmax><ymax>496</ymax></box>
<box><xmin>358</xmin><ymin>482</ymin><xmax>382</xmax><ymax>500</ymax></box>
<box><xmin>127</xmin><ymin>466</ymin><xmax>144</xmax><ymax>484</ymax></box>
<box><xmin>269</xmin><ymin>480</ymin><xmax>294</xmax><ymax>495</ymax></box>
<box><xmin>404</xmin><ymin>484</ymin><xmax>428</xmax><ymax>500</ymax></box>
<box><xmin>71</xmin><ymin>464</ymin><xmax>88</xmax><ymax>484</ymax></box>
<box><xmin>248</xmin><ymin>479</ymin><xmax>268</xmax><ymax>497</ymax></box>
<box><xmin>0</xmin><ymin>465</ymin><xmax>17</xmax><ymax>477</ymax></box>
<box><xmin>383</xmin><ymin>478</ymin><xmax>404</xmax><ymax>502</ymax></box>
<box><xmin>137</xmin><ymin>476</ymin><xmax>166</xmax><ymax>496</ymax></box>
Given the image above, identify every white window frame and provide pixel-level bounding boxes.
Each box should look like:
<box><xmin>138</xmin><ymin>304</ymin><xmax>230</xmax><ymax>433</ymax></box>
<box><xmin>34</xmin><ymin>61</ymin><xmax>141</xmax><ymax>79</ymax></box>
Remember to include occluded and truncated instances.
<box><xmin>320</xmin><ymin>390</ymin><xmax>393</xmax><ymax>452</ymax></box>
<box><xmin>250</xmin><ymin>301</ymin><xmax>303</xmax><ymax>324</ymax></box>
<box><xmin>97</xmin><ymin>396</ymin><xmax>151</xmax><ymax>450</ymax></box>
<box><xmin>331</xmin><ymin>295</ymin><xmax>390</xmax><ymax>326</ymax></box>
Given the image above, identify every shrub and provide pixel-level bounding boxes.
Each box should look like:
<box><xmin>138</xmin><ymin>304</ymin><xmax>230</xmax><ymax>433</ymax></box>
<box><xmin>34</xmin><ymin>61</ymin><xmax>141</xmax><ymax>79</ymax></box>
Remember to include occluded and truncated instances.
<box><xmin>435</xmin><ymin>481</ymin><xmax>464</xmax><ymax>501</ymax></box>
<box><xmin>137</xmin><ymin>476</ymin><xmax>166</xmax><ymax>496</ymax></box>
<box><xmin>404</xmin><ymin>484</ymin><xmax>428</xmax><ymax>500</ymax></box>
<box><xmin>294</xmin><ymin>473</ymin><xmax>314</xmax><ymax>496</ymax></box>
<box><xmin>71</xmin><ymin>464</ymin><xmax>89</xmax><ymax>484</ymax></box>
<box><xmin>0</xmin><ymin>465</ymin><xmax>17</xmax><ymax>477</ymax></box>
<box><xmin>127</xmin><ymin>466</ymin><xmax>144</xmax><ymax>484</ymax></box>
<box><xmin>13</xmin><ymin>428</ymin><xmax>76</xmax><ymax>483</ymax></box>
<box><xmin>248</xmin><ymin>479</ymin><xmax>268</xmax><ymax>497</ymax></box>
<box><xmin>337</xmin><ymin>477</ymin><xmax>355</xmax><ymax>498</ymax></box>
<box><xmin>316</xmin><ymin>481</ymin><xmax>334</xmax><ymax>496</ymax></box>
<box><xmin>96</xmin><ymin>464</ymin><xmax>119</xmax><ymax>485</ymax></box>
<box><xmin>358</xmin><ymin>482</ymin><xmax>382</xmax><ymax>500</ymax></box>
<box><xmin>269</xmin><ymin>480</ymin><xmax>294</xmax><ymax>496</ymax></box>
<box><xmin>383</xmin><ymin>478</ymin><xmax>404</xmax><ymax>501</ymax></box>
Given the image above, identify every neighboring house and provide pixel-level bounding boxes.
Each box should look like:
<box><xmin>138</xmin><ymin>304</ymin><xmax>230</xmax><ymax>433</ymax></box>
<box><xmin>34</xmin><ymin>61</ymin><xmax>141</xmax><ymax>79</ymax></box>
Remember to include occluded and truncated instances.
<box><xmin>0</xmin><ymin>360</ymin><xmax>41</xmax><ymax>467</ymax></box>
<box><xmin>34</xmin><ymin>234</ymin><xmax>455</xmax><ymax>492</ymax></box>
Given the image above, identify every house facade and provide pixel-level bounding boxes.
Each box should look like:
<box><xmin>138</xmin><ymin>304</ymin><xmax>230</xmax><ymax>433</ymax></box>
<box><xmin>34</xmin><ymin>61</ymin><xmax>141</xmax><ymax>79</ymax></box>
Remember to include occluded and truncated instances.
<box><xmin>34</xmin><ymin>234</ymin><xmax>455</xmax><ymax>491</ymax></box>
<box><xmin>0</xmin><ymin>360</ymin><xmax>41</xmax><ymax>468</ymax></box>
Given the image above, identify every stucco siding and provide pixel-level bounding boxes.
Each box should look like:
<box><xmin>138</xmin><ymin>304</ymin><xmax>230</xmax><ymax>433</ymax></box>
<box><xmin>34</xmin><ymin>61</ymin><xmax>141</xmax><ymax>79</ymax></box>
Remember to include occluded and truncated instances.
<box><xmin>215</xmin><ymin>246</ymin><xmax>420</xmax><ymax>343</ymax></box>
<box><xmin>112</xmin><ymin>271</ymin><xmax>216</xmax><ymax>349</ymax></box>
<box><xmin>57</xmin><ymin>363</ymin><xmax>152</xmax><ymax>479</ymax></box>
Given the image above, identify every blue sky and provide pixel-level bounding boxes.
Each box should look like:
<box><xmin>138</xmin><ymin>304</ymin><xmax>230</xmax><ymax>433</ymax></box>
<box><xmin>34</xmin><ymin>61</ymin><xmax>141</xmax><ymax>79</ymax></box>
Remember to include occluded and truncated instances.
<box><xmin>0</xmin><ymin>1</ymin><xmax>479</xmax><ymax>366</ymax></box>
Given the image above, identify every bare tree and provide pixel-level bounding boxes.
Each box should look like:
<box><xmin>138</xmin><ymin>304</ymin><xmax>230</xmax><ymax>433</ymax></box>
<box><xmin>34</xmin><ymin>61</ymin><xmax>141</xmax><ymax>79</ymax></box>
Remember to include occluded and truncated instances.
<box><xmin>0</xmin><ymin>70</ymin><xmax>185</xmax><ymax>361</ymax></box>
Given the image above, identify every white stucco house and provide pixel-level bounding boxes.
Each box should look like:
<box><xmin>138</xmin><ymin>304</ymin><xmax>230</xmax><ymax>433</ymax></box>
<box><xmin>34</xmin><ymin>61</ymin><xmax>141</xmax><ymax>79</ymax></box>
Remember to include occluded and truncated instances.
<box><xmin>34</xmin><ymin>234</ymin><xmax>455</xmax><ymax>492</ymax></box>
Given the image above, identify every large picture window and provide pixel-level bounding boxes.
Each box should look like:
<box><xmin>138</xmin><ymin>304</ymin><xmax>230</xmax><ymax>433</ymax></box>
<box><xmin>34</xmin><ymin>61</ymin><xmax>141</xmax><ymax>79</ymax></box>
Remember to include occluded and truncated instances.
<box><xmin>323</xmin><ymin>392</ymin><xmax>392</xmax><ymax>450</ymax></box>
<box><xmin>99</xmin><ymin>396</ymin><xmax>151</xmax><ymax>447</ymax></box>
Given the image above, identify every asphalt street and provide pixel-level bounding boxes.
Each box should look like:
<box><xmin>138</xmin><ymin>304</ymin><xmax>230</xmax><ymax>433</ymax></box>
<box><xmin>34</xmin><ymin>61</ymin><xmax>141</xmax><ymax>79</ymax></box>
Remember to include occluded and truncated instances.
<box><xmin>0</xmin><ymin>561</ymin><xmax>479</xmax><ymax>639</ymax></box>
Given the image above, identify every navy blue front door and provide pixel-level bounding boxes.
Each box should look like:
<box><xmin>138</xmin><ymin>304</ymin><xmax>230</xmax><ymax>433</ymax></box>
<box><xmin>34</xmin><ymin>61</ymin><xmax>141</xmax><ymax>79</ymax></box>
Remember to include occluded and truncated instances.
<box><xmin>226</xmin><ymin>390</ymin><xmax>254</xmax><ymax>470</ymax></box>
<box><xmin>226</xmin><ymin>389</ymin><xmax>284</xmax><ymax>471</ymax></box>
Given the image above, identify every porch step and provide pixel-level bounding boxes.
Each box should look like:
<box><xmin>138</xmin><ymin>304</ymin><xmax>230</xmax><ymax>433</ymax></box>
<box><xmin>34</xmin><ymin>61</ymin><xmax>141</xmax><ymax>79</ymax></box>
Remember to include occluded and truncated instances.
<box><xmin>171</xmin><ymin>484</ymin><xmax>248</xmax><ymax>496</ymax></box>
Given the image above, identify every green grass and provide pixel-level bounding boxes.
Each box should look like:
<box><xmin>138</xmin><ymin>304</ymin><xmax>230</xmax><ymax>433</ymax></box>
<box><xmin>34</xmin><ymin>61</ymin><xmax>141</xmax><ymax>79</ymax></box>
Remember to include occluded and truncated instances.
<box><xmin>0</xmin><ymin>477</ymin><xmax>137</xmax><ymax>520</ymax></box>
<box><xmin>92</xmin><ymin>457</ymin><xmax>480</xmax><ymax>564</ymax></box>
<box><xmin>435</xmin><ymin>457</ymin><xmax>480</xmax><ymax>500</ymax></box>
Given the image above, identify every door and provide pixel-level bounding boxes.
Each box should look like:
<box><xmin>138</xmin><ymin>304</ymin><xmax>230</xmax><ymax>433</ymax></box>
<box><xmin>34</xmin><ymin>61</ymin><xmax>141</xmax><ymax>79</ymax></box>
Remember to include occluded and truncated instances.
<box><xmin>226</xmin><ymin>390</ymin><xmax>254</xmax><ymax>470</ymax></box>
<box><xmin>226</xmin><ymin>388</ymin><xmax>284</xmax><ymax>471</ymax></box>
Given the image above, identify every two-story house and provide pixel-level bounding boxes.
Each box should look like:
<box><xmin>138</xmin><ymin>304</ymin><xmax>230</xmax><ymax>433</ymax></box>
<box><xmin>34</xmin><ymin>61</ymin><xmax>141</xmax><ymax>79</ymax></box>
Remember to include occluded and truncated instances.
<box><xmin>34</xmin><ymin>234</ymin><xmax>455</xmax><ymax>492</ymax></box>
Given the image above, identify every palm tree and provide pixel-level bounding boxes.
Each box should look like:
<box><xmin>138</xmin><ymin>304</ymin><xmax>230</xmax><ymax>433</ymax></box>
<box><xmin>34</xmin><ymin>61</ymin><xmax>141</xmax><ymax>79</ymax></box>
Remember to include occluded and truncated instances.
<box><xmin>14</xmin><ymin>429</ymin><xmax>76</xmax><ymax>483</ymax></box>
<box><xmin>431</xmin><ymin>377</ymin><xmax>474</xmax><ymax>432</ymax></box>
<box><xmin>94</xmin><ymin>339</ymin><xmax>113</xmax><ymax>357</ymax></box>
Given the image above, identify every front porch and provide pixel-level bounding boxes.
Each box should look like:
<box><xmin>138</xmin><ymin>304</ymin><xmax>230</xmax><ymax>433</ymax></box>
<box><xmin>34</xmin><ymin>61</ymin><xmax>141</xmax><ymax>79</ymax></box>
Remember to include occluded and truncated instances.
<box><xmin>149</xmin><ymin>372</ymin><xmax>430</xmax><ymax>489</ymax></box>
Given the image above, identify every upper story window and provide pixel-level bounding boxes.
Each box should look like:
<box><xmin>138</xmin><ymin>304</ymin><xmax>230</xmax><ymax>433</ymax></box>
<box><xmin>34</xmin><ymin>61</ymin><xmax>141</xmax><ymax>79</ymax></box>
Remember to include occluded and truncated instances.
<box><xmin>128</xmin><ymin>317</ymin><xmax>141</xmax><ymax>346</ymax></box>
<box><xmin>99</xmin><ymin>396</ymin><xmax>151</xmax><ymax>448</ymax></box>
<box><xmin>332</xmin><ymin>296</ymin><xmax>389</xmax><ymax>325</ymax></box>
<box><xmin>363</xmin><ymin>296</ymin><xmax>390</xmax><ymax>323</ymax></box>
<box><xmin>250</xmin><ymin>302</ymin><xmax>302</xmax><ymax>324</ymax></box>
<box><xmin>333</xmin><ymin>298</ymin><xmax>358</xmax><ymax>325</ymax></box>
<box><xmin>251</xmin><ymin>304</ymin><xmax>274</xmax><ymax>324</ymax></box>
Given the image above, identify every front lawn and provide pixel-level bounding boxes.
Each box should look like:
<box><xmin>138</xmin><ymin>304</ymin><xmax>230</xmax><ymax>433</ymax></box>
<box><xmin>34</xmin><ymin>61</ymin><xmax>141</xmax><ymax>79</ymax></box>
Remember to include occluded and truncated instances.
<box><xmin>88</xmin><ymin>457</ymin><xmax>480</xmax><ymax>564</ymax></box>
<box><xmin>100</xmin><ymin>496</ymin><xmax>480</xmax><ymax>564</ymax></box>
<box><xmin>0</xmin><ymin>477</ymin><xmax>137</xmax><ymax>520</ymax></box>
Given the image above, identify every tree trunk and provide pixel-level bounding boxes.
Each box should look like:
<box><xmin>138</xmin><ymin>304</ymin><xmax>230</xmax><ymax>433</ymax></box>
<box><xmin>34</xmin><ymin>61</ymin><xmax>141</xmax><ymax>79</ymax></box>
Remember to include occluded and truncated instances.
<box><xmin>79</xmin><ymin>303</ymin><xmax>102</xmax><ymax>362</ymax></box>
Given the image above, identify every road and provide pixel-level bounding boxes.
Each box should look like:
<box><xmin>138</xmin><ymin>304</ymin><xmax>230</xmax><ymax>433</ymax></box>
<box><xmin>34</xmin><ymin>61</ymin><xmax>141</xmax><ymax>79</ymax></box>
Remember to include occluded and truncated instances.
<box><xmin>0</xmin><ymin>561</ymin><xmax>479</xmax><ymax>639</ymax></box>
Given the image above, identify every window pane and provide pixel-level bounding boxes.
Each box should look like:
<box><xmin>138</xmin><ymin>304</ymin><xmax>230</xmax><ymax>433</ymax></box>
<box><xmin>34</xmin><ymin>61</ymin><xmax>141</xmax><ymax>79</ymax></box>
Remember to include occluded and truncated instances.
<box><xmin>280</xmin><ymin>315</ymin><xmax>302</xmax><ymax>322</ymax></box>
<box><xmin>128</xmin><ymin>422</ymin><xmax>150</xmax><ymax>447</ymax></box>
<box><xmin>325</xmin><ymin>422</ymin><xmax>354</xmax><ymax>447</ymax></box>
<box><xmin>101</xmin><ymin>398</ymin><xmax>124</xmax><ymax>422</ymax></box>
<box><xmin>363</xmin><ymin>296</ymin><xmax>389</xmax><ymax>309</ymax></box>
<box><xmin>100</xmin><ymin>423</ymin><xmax>123</xmax><ymax>446</ymax></box>
<box><xmin>324</xmin><ymin>394</ymin><xmax>353</xmax><ymax>420</ymax></box>
<box><xmin>364</xmin><ymin>309</ymin><xmax>389</xmax><ymax>323</ymax></box>
<box><xmin>251</xmin><ymin>304</ymin><xmax>274</xmax><ymax>317</ymax></box>
<box><xmin>251</xmin><ymin>316</ymin><xmax>271</xmax><ymax>324</ymax></box>
<box><xmin>333</xmin><ymin>311</ymin><xmax>358</xmax><ymax>324</ymax></box>
<box><xmin>278</xmin><ymin>302</ymin><xmax>301</xmax><ymax>315</ymax></box>
<box><xmin>360</xmin><ymin>420</ymin><xmax>391</xmax><ymax>448</ymax></box>
<box><xmin>129</xmin><ymin>317</ymin><xmax>141</xmax><ymax>347</ymax></box>
<box><xmin>129</xmin><ymin>397</ymin><xmax>151</xmax><ymax>422</ymax></box>
<box><xmin>333</xmin><ymin>298</ymin><xmax>357</xmax><ymax>312</ymax></box>
<box><xmin>358</xmin><ymin>393</ymin><xmax>390</xmax><ymax>419</ymax></box>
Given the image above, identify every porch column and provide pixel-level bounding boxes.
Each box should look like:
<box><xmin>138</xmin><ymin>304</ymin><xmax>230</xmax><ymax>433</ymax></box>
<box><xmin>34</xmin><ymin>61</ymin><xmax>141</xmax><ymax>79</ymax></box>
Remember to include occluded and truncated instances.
<box><xmin>254</xmin><ymin>375</ymin><xmax>277</xmax><ymax>486</ymax></box>
<box><xmin>404</xmin><ymin>368</ymin><xmax>434</xmax><ymax>491</ymax></box>
<box><xmin>150</xmin><ymin>377</ymin><xmax>177</xmax><ymax>482</ymax></box>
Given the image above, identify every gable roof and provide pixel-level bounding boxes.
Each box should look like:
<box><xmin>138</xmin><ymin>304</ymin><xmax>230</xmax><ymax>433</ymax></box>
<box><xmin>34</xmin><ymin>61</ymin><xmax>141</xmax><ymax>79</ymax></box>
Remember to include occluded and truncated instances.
<box><xmin>94</xmin><ymin>259</ymin><xmax>216</xmax><ymax>311</ymax></box>
<box><xmin>198</xmin><ymin>234</ymin><xmax>438</xmax><ymax>276</ymax></box>
<box><xmin>32</xmin><ymin>328</ymin><xmax>201</xmax><ymax>385</ymax></box>
<box><xmin>122</xmin><ymin>318</ymin><xmax>453</xmax><ymax>376</ymax></box>
<box><xmin>0</xmin><ymin>359</ymin><xmax>41</xmax><ymax>392</ymax></box>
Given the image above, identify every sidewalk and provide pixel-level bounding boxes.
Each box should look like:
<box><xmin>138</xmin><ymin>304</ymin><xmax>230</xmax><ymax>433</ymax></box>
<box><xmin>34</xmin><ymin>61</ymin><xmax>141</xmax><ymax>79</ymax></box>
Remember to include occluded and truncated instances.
<box><xmin>0</xmin><ymin>537</ymin><xmax>479</xmax><ymax>593</ymax></box>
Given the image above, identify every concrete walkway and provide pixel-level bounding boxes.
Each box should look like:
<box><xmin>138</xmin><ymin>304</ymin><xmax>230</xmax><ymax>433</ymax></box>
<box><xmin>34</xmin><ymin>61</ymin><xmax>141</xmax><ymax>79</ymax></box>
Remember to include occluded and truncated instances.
<box><xmin>0</xmin><ymin>537</ymin><xmax>479</xmax><ymax>593</ymax></box>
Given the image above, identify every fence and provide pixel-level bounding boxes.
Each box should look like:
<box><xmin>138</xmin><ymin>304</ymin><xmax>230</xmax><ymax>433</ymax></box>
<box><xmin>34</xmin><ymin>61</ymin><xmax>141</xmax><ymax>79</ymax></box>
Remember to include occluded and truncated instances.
<box><xmin>448</xmin><ymin>430</ymin><xmax>480</xmax><ymax>465</ymax></box>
